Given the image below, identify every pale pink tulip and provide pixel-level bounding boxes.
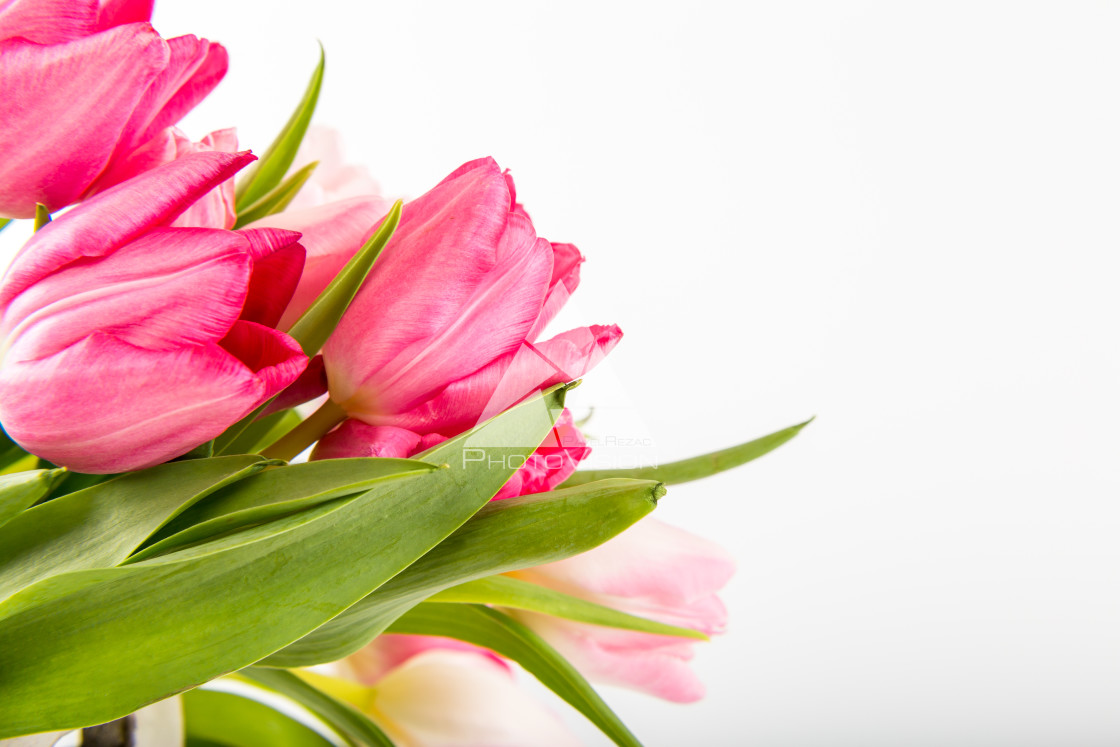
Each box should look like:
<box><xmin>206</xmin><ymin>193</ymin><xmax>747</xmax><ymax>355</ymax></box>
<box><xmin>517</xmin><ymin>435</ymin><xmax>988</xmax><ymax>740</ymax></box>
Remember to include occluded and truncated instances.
<box><xmin>337</xmin><ymin>635</ymin><xmax>579</xmax><ymax>747</ymax></box>
<box><xmin>319</xmin><ymin>157</ymin><xmax>620</xmax><ymax>436</ymax></box>
<box><xmin>285</xmin><ymin>125</ymin><xmax>383</xmax><ymax>211</ymax></box>
<box><xmin>0</xmin><ymin>151</ymin><xmax>308</xmax><ymax>473</ymax></box>
<box><xmin>0</xmin><ymin>0</ymin><xmax>227</xmax><ymax>217</ymax></box>
<box><xmin>511</xmin><ymin>518</ymin><xmax>736</xmax><ymax>703</ymax></box>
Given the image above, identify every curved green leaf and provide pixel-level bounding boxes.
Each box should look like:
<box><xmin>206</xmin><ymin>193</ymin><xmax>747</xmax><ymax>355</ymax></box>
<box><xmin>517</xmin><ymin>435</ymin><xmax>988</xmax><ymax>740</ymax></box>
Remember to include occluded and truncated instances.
<box><xmin>238</xmin><ymin>669</ymin><xmax>394</xmax><ymax>747</ymax></box>
<box><xmin>183</xmin><ymin>689</ymin><xmax>333</xmax><ymax>747</ymax></box>
<box><xmin>0</xmin><ymin>456</ymin><xmax>268</xmax><ymax>600</ymax></box>
<box><xmin>429</xmin><ymin>574</ymin><xmax>706</xmax><ymax>640</ymax></box>
<box><xmin>562</xmin><ymin>418</ymin><xmax>813</xmax><ymax>487</ymax></box>
<box><xmin>0</xmin><ymin>468</ymin><xmax>67</xmax><ymax>529</ymax></box>
<box><xmin>0</xmin><ymin>385</ymin><xmax>568</xmax><ymax>737</ymax></box>
<box><xmin>130</xmin><ymin>458</ymin><xmax>436</xmax><ymax>562</ymax></box>
<box><xmin>262</xmin><ymin>478</ymin><xmax>662</xmax><ymax>667</ymax></box>
<box><xmin>234</xmin><ymin>161</ymin><xmax>318</xmax><ymax>228</ymax></box>
<box><xmin>236</xmin><ymin>46</ymin><xmax>324</xmax><ymax>208</ymax></box>
<box><xmin>388</xmin><ymin>603</ymin><xmax>642</xmax><ymax>747</ymax></box>
<box><xmin>287</xmin><ymin>200</ymin><xmax>402</xmax><ymax>355</ymax></box>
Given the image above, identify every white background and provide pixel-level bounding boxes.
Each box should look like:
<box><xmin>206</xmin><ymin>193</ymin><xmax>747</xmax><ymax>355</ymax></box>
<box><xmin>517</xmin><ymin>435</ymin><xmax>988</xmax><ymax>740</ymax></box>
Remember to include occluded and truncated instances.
<box><xmin>29</xmin><ymin>2</ymin><xmax>1120</xmax><ymax>744</ymax></box>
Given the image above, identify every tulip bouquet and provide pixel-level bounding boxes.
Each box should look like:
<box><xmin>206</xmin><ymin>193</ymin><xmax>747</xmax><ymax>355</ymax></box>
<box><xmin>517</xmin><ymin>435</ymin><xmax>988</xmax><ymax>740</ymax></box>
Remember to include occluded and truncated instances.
<box><xmin>0</xmin><ymin>1</ymin><xmax>809</xmax><ymax>744</ymax></box>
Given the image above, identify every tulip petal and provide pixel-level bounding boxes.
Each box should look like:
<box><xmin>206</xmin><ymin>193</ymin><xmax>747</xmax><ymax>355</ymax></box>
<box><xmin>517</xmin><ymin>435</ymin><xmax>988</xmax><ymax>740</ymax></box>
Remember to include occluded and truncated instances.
<box><xmin>381</xmin><ymin>324</ymin><xmax>622</xmax><ymax>435</ymax></box>
<box><xmin>113</xmin><ymin>34</ymin><xmax>228</xmax><ymax>157</ymax></box>
<box><xmin>519</xmin><ymin>518</ymin><xmax>735</xmax><ymax>635</ymax></box>
<box><xmin>96</xmin><ymin>0</ymin><xmax>153</xmax><ymax>29</ymax></box>
<box><xmin>1</xmin><ymin>150</ymin><xmax>255</xmax><ymax>306</ymax></box>
<box><xmin>516</xmin><ymin>612</ymin><xmax>707</xmax><ymax>703</ymax></box>
<box><xmin>369</xmin><ymin>649</ymin><xmax>580</xmax><ymax>747</ymax></box>
<box><xmin>0</xmin><ymin>0</ymin><xmax>98</xmax><ymax>43</ymax></box>
<box><xmin>311</xmin><ymin>420</ymin><xmax>423</xmax><ymax>460</ymax></box>
<box><xmin>218</xmin><ymin>320</ymin><xmax>308</xmax><ymax>401</ymax></box>
<box><xmin>261</xmin><ymin>355</ymin><xmax>327</xmax><ymax>416</ymax></box>
<box><xmin>324</xmin><ymin>159</ymin><xmax>553</xmax><ymax>417</ymax></box>
<box><xmin>0</xmin><ymin>332</ymin><xmax>276</xmax><ymax>472</ymax></box>
<box><xmin>3</xmin><ymin>228</ymin><xmax>251</xmax><ymax>361</ymax></box>
<box><xmin>0</xmin><ymin>24</ymin><xmax>169</xmax><ymax>218</ymax></box>
<box><xmin>529</xmin><ymin>243</ymin><xmax>583</xmax><ymax>340</ymax></box>
<box><xmin>344</xmin><ymin>634</ymin><xmax>507</xmax><ymax>687</ymax></box>
<box><xmin>244</xmin><ymin>197</ymin><xmax>388</xmax><ymax>330</ymax></box>
<box><xmin>237</xmin><ymin>228</ymin><xmax>306</xmax><ymax>329</ymax></box>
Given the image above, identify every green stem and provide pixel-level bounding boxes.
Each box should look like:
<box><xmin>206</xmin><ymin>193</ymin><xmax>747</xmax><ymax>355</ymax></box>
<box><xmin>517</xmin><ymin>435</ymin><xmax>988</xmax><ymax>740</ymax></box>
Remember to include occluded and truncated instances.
<box><xmin>259</xmin><ymin>399</ymin><xmax>347</xmax><ymax>462</ymax></box>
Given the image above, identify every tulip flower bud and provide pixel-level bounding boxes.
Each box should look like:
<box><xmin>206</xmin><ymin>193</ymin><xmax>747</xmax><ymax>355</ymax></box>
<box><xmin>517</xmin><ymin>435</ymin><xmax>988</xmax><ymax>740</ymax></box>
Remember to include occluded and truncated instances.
<box><xmin>0</xmin><ymin>151</ymin><xmax>308</xmax><ymax>472</ymax></box>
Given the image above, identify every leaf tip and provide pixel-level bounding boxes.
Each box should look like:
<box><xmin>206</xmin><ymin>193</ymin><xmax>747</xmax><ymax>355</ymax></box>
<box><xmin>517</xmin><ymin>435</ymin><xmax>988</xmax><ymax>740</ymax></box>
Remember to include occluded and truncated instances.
<box><xmin>651</xmin><ymin>482</ymin><xmax>667</xmax><ymax>503</ymax></box>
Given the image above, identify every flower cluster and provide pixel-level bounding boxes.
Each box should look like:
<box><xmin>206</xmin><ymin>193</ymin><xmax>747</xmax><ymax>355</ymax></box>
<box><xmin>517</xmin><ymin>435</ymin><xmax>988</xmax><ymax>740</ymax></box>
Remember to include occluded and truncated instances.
<box><xmin>0</xmin><ymin>1</ymin><xmax>805</xmax><ymax>743</ymax></box>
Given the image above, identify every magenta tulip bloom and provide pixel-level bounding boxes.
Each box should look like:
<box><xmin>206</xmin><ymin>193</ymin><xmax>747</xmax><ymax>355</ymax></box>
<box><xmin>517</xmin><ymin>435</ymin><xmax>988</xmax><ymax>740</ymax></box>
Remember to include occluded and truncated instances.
<box><xmin>0</xmin><ymin>0</ymin><xmax>227</xmax><ymax>217</ymax></box>
<box><xmin>511</xmin><ymin>519</ymin><xmax>736</xmax><ymax>703</ymax></box>
<box><xmin>0</xmin><ymin>151</ymin><xmax>308</xmax><ymax>473</ymax></box>
<box><xmin>320</xmin><ymin>157</ymin><xmax>621</xmax><ymax>436</ymax></box>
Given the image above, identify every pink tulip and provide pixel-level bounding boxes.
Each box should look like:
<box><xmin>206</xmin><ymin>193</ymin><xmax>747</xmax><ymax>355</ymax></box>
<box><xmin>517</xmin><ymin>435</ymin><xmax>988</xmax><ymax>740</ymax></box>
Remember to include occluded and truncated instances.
<box><xmin>337</xmin><ymin>635</ymin><xmax>579</xmax><ymax>747</ymax></box>
<box><xmin>0</xmin><ymin>0</ymin><xmax>227</xmax><ymax>217</ymax></box>
<box><xmin>93</xmin><ymin>127</ymin><xmax>240</xmax><ymax>229</ymax></box>
<box><xmin>0</xmin><ymin>151</ymin><xmax>308</xmax><ymax>473</ymax></box>
<box><xmin>245</xmin><ymin>195</ymin><xmax>392</xmax><ymax>330</ymax></box>
<box><xmin>510</xmin><ymin>518</ymin><xmax>736</xmax><ymax>703</ymax></box>
<box><xmin>318</xmin><ymin>157</ymin><xmax>620</xmax><ymax>434</ymax></box>
<box><xmin>313</xmin><ymin>408</ymin><xmax>590</xmax><ymax>499</ymax></box>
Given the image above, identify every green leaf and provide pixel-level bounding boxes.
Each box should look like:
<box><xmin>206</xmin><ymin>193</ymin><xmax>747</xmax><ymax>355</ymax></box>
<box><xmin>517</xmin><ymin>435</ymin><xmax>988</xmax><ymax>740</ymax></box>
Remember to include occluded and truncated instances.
<box><xmin>234</xmin><ymin>161</ymin><xmax>319</xmax><ymax>229</ymax></box>
<box><xmin>129</xmin><ymin>458</ymin><xmax>436</xmax><ymax>563</ymax></box>
<box><xmin>389</xmin><ymin>603</ymin><xmax>643</xmax><ymax>747</ymax></box>
<box><xmin>429</xmin><ymin>574</ymin><xmax>706</xmax><ymax>640</ymax></box>
<box><xmin>33</xmin><ymin>203</ymin><xmax>50</xmax><ymax>231</ymax></box>
<box><xmin>262</xmin><ymin>478</ymin><xmax>662</xmax><ymax>667</ymax></box>
<box><xmin>0</xmin><ymin>469</ymin><xmax>67</xmax><ymax>529</ymax></box>
<box><xmin>0</xmin><ymin>385</ymin><xmax>568</xmax><ymax>737</ymax></box>
<box><xmin>0</xmin><ymin>455</ymin><xmax>267</xmax><ymax>601</ymax></box>
<box><xmin>562</xmin><ymin>418</ymin><xmax>814</xmax><ymax>487</ymax></box>
<box><xmin>236</xmin><ymin>46</ymin><xmax>324</xmax><ymax>209</ymax></box>
<box><xmin>219</xmin><ymin>408</ymin><xmax>303</xmax><ymax>456</ymax></box>
<box><xmin>49</xmin><ymin>470</ymin><xmax>115</xmax><ymax>498</ymax></box>
<box><xmin>238</xmin><ymin>669</ymin><xmax>395</xmax><ymax>747</ymax></box>
<box><xmin>183</xmin><ymin>689</ymin><xmax>334</xmax><ymax>747</ymax></box>
<box><xmin>287</xmin><ymin>200</ymin><xmax>402</xmax><ymax>355</ymax></box>
<box><xmin>0</xmin><ymin>218</ymin><xmax>10</xmax><ymax>233</ymax></box>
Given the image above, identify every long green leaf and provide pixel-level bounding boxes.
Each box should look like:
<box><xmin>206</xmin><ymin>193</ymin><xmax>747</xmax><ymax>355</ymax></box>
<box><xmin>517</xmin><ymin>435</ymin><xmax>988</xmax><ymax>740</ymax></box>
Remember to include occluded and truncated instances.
<box><xmin>287</xmin><ymin>200</ymin><xmax>402</xmax><ymax>355</ymax></box>
<box><xmin>0</xmin><ymin>469</ymin><xmax>67</xmax><ymax>529</ymax></box>
<box><xmin>183</xmin><ymin>689</ymin><xmax>334</xmax><ymax>747</ymax></box>
<box><xmin>130</xmin><ymin>458</ymin><xmax>436</xmax><ymax>562</ymax></box>
<box><xmin>262</xmin><ymin>478</ymin><xmax>662</xmax><ymax>667</ymax></box>
<box><xmin>0</xmin><ymin>385</ymin><xmax>568</xmax><ymax>737</ymax></box>
<box><xmin>236</xmin><ymin>46</ymin><xmax>324</xmax><ymax>208</ymax></box>
<box><xmin>0</xmin><ymin>455</ymin><xmax>267</xmax><ymax>600</ymax></box>
<box><xmin>389</xmin><ymin>603</ymin><xmax>643</xmax><ymax>747</ymax></box>
<box><xmin>428</xmin><ymin>574</ymin><xmax>705</xmax><ymax>640</ymax></box>
<box><xmin>221</xmin><ymin>408</ymin><xmax>303</xmax><ymax>456</ymax></box>
<box><xmin>561</xmin><ymin>418</ymin><xmax>813</xmax><ymax>487</ymax></box>
<box><xmin>234</xmin><ymin>161</ymin><xmax>318</xmax><ymax>228</ymax></box>
<box><xmin>239</xmin><ymin>669</ymin><xmax>395</xmax><ymax>747</ymax></box>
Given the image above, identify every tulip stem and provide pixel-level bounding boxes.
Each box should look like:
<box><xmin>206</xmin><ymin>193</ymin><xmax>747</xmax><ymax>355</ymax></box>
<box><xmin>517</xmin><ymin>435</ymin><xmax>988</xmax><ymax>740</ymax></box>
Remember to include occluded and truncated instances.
<box><xmin>259</xmin><ymin>399</ymin><xmax>347</xmax><ymax>462</ymax></box>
